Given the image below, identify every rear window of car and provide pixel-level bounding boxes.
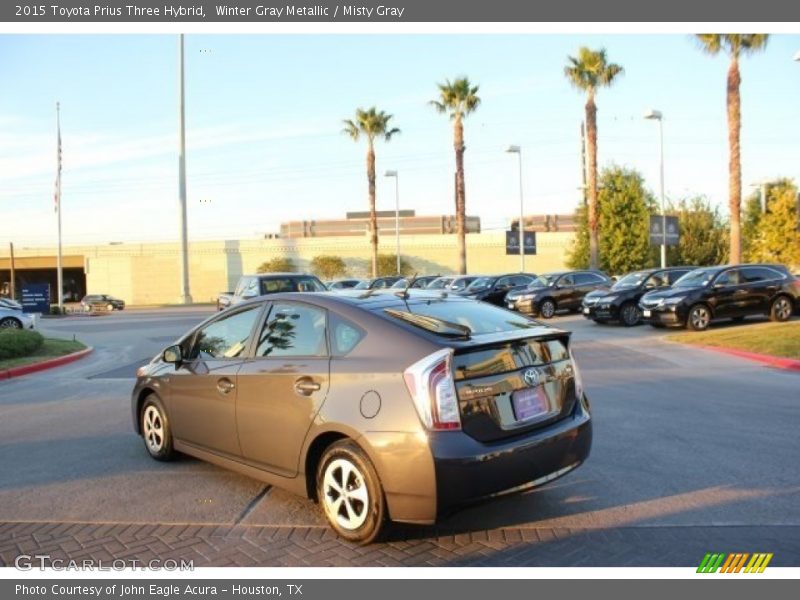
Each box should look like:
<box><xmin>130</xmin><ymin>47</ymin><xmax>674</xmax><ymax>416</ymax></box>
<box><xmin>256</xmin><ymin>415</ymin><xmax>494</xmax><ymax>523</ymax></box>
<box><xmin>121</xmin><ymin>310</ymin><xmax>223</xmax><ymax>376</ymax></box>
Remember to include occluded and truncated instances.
<box><xmin>383</xmin><ymin>299</ymin><xmax>540</xmax><ymax>337</ymax></box>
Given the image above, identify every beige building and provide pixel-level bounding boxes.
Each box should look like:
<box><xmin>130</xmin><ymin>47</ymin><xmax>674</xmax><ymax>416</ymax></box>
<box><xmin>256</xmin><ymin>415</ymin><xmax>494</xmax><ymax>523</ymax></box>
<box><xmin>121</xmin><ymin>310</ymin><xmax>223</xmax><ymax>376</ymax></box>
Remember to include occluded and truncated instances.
<box><xmin>0</xmin><ymin>230</ymin><xmax>576</xmax><ymax>306</ymax></box>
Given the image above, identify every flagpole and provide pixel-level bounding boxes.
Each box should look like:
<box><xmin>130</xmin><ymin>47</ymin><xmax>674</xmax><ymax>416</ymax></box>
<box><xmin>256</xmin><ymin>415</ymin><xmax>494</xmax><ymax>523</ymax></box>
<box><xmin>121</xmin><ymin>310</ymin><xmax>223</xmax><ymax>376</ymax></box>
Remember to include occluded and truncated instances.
<box><xmin>56</xmin><ymin>101</ymin><xmax>63</xmax><ymax>313</ymax></box>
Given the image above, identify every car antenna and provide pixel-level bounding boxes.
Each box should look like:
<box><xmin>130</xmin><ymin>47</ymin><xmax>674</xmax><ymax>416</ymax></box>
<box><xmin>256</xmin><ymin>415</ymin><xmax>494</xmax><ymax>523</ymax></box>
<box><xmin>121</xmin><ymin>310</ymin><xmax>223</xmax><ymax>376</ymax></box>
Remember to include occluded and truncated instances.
<box><xmin>395</xmin><ymin>272</ymin><xmax>418</xmax><ymax>300</ymax></box>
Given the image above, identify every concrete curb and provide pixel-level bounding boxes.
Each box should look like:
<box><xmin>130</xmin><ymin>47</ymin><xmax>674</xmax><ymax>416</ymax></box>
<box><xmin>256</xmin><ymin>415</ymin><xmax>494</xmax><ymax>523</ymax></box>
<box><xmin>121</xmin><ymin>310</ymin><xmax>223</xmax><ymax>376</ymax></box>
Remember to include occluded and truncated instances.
<box><xmin>698</xmin><ymin>345</ymin><xmax>800</xmax><ymax>372</ymax></box>
<box><xmin>0</xmin><ymin>346</ymin><xmax>93</xmax><ymax>380</ymax></box>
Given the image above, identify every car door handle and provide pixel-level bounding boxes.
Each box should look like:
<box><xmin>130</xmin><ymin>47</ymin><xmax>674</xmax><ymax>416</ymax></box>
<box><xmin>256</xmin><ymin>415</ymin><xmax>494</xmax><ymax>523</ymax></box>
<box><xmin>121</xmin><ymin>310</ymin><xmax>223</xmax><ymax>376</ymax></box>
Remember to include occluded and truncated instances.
<box><xmin>734</xmin><ymin>289</ymin><xmax>748</xmax><ymax>295</ymax></box>
<box><xmin>294</xmin><ymin>377</ymin><xmax>321</xmax><ymax>396</ymax></box>
<box><xmin>216</xmin><ymin>377</ymin><xmax>235</xmax><ymax>394</ymax></box>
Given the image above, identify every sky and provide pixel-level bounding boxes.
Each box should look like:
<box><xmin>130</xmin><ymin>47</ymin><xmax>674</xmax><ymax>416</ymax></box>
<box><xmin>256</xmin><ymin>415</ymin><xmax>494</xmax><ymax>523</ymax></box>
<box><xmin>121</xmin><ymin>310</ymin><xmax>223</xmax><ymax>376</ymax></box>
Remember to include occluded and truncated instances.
<box><xmin>1</xmin><ymin>33</ymin><xmax>799</xmax><ymax>248</ymax></box>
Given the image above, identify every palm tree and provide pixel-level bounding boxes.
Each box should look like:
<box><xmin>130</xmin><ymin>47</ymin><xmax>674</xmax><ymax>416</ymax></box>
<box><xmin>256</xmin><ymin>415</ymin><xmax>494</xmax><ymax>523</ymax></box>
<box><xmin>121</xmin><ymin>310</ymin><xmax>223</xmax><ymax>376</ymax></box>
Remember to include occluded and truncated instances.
<box><xmin>564</xmin><ymin>47</ymin><xmax>623</xmax><ymax>269</ymax></box>
<box><xmin>342</xmin><ymin>107</ymin><xmax>400</xmax><ymax>277</ymax></box>
<box><xmin>430</xmin><ymin>78</ymin><xmax>480</xmax><ymax>275</ymax></box>
<box><xmin>695</xmin><ymin>34</ymin><xmax>768</xmax><ymax>265</ymax></box>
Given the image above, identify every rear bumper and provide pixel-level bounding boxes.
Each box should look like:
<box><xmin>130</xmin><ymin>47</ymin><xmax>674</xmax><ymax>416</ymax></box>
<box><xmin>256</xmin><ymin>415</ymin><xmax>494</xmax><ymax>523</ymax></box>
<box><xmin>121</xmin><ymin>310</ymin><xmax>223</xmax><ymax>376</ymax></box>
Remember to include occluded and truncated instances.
<box><xmin>430</xmin><ymin>396</ymin><xmax>592</xmax><ymax>515</ymax></box>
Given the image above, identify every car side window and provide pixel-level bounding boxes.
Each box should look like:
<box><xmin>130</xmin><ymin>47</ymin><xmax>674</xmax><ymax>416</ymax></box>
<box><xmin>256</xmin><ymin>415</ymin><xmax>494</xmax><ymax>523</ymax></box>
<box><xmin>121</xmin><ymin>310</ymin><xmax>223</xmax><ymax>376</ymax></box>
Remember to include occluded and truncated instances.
<box><xmin>190</xmin><ymin>305</ymin><xmax>262</xmax><ymax>360</ymax></box>
<box><xmin>575</xmin><ymin>273</ymin><xmax>598</xmax><ymax>285</ymax></box>
<box><xmin>330</xmin><ymin>313</ymin><xmax>366</xmax><ymax>356</ymax></box>
<box><xmin>559</xmin><ymin>274</ymin><xmax>575</xmax><ymax>286</ymax></box>
<box><xmin>261</xmin><ymin>278</ymin><xmax>294</xmax><ymax>294</ymax></box>
<box><xmin>511</xmin><ymin>275</ymin><xmax>533</xmax><ymax>287</ymax></box>
<box><xmin>495</xmin><ymin>276</ymin><xmax>513</xmax><ymax>289</ymax></box>
<box><xmin>256</xmin><ymin>302</ymin><xmax>328</xmax><ymax>358</ymax></box>
<box><xmin>667</xmin><ymin>270</ymin><xmax>689</xmax><ymax>285</ymax></box>
<box><xmin>645</xmin><ymin>273</ymin><xmax>666</xmax><ymax>288</ymax></box>
<box><xmin>715</xmin><ymin>269</ymin><xmax>741</xmax><ymax>287</ymax></box>
<box><xmin>742</xmin><ymin>267</ymin><xmax>783</xmax><ymax>283</ymax></box>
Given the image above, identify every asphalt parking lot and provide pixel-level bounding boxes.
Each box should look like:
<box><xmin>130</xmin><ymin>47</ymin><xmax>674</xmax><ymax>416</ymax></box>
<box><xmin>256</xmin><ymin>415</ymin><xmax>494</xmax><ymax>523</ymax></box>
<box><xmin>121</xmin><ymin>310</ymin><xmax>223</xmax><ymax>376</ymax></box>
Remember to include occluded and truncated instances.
<box><xmin>1</xmin><ymin>306</ymin><xmax>798</xmax><ymax>567</ymax></box>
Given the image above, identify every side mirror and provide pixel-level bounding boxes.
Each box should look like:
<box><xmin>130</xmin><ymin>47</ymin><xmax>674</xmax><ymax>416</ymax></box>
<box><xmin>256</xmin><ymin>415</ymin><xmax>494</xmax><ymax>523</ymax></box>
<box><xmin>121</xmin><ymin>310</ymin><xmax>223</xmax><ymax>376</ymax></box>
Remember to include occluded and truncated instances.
<box><xmin>163</xmin><ymin>345</ymin><xmax>182</xmax><ymax>364</ymax></box>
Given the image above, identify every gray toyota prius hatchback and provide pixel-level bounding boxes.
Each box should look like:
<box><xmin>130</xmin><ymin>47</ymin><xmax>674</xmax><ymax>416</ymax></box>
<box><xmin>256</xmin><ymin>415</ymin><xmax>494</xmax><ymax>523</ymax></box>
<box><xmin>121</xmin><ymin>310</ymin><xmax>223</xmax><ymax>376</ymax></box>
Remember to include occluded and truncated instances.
<box><xmin>132</xmin><ymin>290</ymin><xmax>592</xmax><ymax>543</ymax></box>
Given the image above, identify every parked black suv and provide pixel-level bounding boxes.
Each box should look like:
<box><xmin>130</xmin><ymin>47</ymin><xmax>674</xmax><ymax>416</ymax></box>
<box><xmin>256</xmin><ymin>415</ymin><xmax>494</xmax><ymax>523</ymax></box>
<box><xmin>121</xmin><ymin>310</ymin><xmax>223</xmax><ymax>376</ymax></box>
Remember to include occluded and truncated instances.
<box><xmin>639</xmin><ymin>264</ymin><xmax>800</xmax><ymax>331</ymax></box>
<box><xmin>508</xmin><ymin>271</ymin><xmax>611</xmax><ymax>318</ymax></box>
<box><xmin>459</xmin><ymin>273</ymin><xmax>536</xmax><ymax>306</ymax></box>
<box><xmin>582</xmin><ymin>266</ymin><xmax>695</xmax><ymax>326</ymax></box>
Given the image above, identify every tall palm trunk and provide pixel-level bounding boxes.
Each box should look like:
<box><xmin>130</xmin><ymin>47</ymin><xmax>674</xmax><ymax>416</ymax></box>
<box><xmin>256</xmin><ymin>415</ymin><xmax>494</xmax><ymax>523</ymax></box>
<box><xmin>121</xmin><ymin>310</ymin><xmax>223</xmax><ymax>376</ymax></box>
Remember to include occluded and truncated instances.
<box><xmin>584</xmin><ymin>93</ymin><xmax>599</xmax><ymax>269</ymax></box>
<box><xmin>453</xmin><ymin>116</ymin><xmax>467</xmax><ymax>274</ymax></box>
<box><xmin>727</xmin><ymin>56</ymin><xmax>742</xmax><ymax>264</ymax></box>
<box><xmin>366</xmin><ymin>140</ymin><xmax>378</xmax><ymax>277</ymax></box>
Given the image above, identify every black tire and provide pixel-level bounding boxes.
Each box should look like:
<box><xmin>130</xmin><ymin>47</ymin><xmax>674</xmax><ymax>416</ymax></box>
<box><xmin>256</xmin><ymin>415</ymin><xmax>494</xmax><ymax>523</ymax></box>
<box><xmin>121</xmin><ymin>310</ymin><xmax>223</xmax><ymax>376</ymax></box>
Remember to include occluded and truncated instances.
<box><xmin>686</xmin><ymin>304</ymin><xmax>712</xmax><ymax>332</ymax></box>
<box><xmin>140</xmin><ymin>394</ymin><xmax>176</xmax><ymax>461</ymax></box>
<box><xmin>619</xmin><ymin>302</ymin><xmax>642</xmax><ymax>327</ymax></box>
<box><xmin>0</xmin><ymin>317</ymin><xmax>22</xmax><ymax>329</ymax></box>
<box><xmin>769</xmin><ymin>295</ymin><xmax>793</xmax><ymax>323</ymax></box>
<box><xmin>539</xmin><ymin>299</ymin><xmax>557</xmax><ymax>319</ymax></box>
<box><xmin>317</xmin><ymin>440</ymin><xmax>386</xmax><ymax>544</ymax></box>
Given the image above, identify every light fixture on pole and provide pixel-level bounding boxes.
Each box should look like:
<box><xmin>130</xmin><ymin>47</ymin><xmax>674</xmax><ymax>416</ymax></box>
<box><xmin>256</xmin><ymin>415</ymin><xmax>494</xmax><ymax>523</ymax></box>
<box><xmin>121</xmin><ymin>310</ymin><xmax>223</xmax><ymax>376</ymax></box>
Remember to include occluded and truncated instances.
<box><xmin>384</xmin><ymin>170</ymin><xmax>400</xmax><ymax>275</ymax></box>
<box><xmin>505</xmin><ymin>145</ymin><xmax>525</xmax><ymax>272</ymax></box>
<box><xmin>644</xmin><ymin>109</ymin><xmax>667</xmax><ymax>268</ymax></box>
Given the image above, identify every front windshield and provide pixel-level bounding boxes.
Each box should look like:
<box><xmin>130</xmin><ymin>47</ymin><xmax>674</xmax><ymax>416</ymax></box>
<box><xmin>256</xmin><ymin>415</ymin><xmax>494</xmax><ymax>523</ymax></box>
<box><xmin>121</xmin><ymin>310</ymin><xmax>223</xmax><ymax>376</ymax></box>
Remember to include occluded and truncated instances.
<box><xmin>673</xmin><ymin>268</ymin><xmax>717</xmax><ymax>288</ymax></box>
<box><xmin>427</xmin><ymin>277</ymin><xmax>451</xmax><ymax>289</ymax></box>
<box><xmin>529</xmin><ymin>274</ymin><xmax>559</xmax><ymax>288</ymax></box>
<box><xmin>612</xmin><ymin>272</ymin><xmax>647</xmax><ymax>290</ymax></box>
<box><xmin>353</xmin><ymin>281</ymin><xmax>370</xmax><ymax>289</ymax></box>
<box><xmin>466</xmin><ymin>277</ymin><xmax>494</xmax><ymax>291</ymax></box>
<box><xmin>391</xmin><ymin>279</ymin><xmax>408</xmax><ymax>289</ymax></box>
<box><xmin>450</xmin><ymin>277</ymin><xmax>474</xmax><ymax>290</ymax></box>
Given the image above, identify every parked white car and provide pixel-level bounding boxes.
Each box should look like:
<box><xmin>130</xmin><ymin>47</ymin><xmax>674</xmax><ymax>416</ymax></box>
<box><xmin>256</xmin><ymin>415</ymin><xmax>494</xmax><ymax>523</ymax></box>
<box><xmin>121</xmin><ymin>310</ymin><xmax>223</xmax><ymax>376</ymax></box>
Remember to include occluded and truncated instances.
<box><xmin>0</xmin><ymin>306</ymin><xmax>36</xmax><ymax>330</ymax></box>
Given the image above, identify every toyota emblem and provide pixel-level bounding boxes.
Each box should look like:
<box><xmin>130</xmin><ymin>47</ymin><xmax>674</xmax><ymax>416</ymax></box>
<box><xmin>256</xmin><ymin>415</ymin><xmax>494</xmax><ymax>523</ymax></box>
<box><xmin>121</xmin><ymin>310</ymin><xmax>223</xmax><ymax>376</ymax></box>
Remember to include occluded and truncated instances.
<box><xmin>523</xmin><ymin>368</ymin><xmax>540</xmax><ymax>387</ymax></box>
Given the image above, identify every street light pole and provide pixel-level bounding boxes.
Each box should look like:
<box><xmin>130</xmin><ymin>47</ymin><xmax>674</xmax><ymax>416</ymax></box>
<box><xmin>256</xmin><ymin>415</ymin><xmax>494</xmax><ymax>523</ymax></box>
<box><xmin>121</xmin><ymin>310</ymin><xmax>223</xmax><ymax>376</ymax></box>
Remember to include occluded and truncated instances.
<box><xmin>177</xmin><ymin>34</ymin><xmax>192</xmax><ymax>304</ymax></box>
<box><xmin>506</xmin><ymin>145</ymin><xmax>524</xmax><ymax>272</ymax></box>
<box><xmin>645</xmin><ymin>109</ymin><xmax>666</xmax><ymax>268</ymax></box>
<box><xmin>384</xmin><ymin>170</ymin><xmax>400</xmax><ymax>275</ymax></box>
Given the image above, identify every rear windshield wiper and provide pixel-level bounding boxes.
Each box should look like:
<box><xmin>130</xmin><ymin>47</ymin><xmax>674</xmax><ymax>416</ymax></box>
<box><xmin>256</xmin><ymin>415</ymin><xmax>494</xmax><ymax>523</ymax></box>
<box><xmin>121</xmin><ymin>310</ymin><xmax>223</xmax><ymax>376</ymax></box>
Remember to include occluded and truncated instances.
<box><xmin>384</xmin><ymin>308</ymin><xmax>472</xmax><ymax>339</ymax></box>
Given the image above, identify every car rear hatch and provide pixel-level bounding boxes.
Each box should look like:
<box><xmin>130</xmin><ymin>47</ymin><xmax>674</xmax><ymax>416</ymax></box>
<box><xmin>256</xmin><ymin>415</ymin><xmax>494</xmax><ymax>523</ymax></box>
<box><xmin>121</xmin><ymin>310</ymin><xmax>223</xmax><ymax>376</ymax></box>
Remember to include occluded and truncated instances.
<box><xmin>452</xmin><ymin>331</ymin><xmax>577</xmax><ymax>443</ymax></box>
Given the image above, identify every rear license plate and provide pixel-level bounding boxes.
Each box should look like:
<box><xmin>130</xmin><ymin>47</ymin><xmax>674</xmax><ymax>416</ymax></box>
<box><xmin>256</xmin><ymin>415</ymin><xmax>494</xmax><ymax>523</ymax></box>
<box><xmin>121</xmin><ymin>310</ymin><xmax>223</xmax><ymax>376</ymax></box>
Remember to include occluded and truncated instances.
<box><xmin>512</xmin><ymin>387</ymin><xmax>549</xmax><ymax>421</ymax></box>
<box><xmin>583</xmin><ymin>307</ymin><xmax>590</xmax><ymax>314</ymax></box>
<box><xmin>643</xmin><ymin>309</ymin><xmax>651</xmax><ymax>317</ymax></box>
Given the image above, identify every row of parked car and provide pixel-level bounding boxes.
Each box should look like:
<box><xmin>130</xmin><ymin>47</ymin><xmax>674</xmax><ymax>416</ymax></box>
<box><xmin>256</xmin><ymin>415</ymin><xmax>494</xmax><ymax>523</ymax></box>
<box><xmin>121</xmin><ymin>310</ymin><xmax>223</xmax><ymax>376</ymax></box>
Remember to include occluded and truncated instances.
<box><xmin>218</xmin><ymin>263</ymin><xmax>800</xmax><ymax>332</ymax></box>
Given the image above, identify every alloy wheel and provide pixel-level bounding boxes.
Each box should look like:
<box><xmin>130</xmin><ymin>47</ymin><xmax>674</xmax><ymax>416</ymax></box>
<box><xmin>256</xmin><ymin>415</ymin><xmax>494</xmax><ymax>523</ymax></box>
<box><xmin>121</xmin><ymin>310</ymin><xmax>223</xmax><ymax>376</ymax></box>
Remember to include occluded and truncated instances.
<box><xmin>540</xmin><ymin>300</ymin><xmax>556</xmax><ymax>319</ymax></box>
<box><xmin>689</xmin><ymin>306</ymin><xmax>710</xmax><ymax>331</ymax></box>
<box><xmin>772</xmin><ymin>297</ymin><xmax>792</xmax><ymax>322</ymax></box>
<box><xmin>621</xmin><ymin>303</ymin><xmax>641</xmax><ymax>327</ymax></box>
<box><xmin>142</xmin><ymin>405</ymin><xmax>165</xmax><ymax>453</ymax></box>
<box><xmin>0</xmin><ymin>318</ymin><xmax>21</xmax><ymax>329</ymax></box>
<box><xmin>322</xmin><ymin>458</ymin><xmax>370</xmax><ymax>531</ymax></box>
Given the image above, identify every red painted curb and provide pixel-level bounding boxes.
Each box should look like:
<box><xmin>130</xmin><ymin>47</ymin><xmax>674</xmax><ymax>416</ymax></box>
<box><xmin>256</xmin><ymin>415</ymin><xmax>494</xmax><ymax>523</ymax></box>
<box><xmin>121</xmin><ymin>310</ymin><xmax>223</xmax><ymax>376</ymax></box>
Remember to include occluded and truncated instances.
<box><xmin>698</xmin><ymin>345</ymin><xmax>800</xmax><ymax>372</ymax></box>
<box><xmin>0</xmin><ymin>347</ymin><xmax>93</xmax><ymax>380</ymax></box>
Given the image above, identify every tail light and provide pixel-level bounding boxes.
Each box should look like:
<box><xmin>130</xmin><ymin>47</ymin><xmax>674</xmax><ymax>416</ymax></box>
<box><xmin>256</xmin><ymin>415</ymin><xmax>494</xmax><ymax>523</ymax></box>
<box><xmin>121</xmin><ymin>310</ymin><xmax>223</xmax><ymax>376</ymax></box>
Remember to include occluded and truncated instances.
<box><xmin>403</xmin><ymin>348</ymin><xmax>461</xmax><ymax>431</ymax></box>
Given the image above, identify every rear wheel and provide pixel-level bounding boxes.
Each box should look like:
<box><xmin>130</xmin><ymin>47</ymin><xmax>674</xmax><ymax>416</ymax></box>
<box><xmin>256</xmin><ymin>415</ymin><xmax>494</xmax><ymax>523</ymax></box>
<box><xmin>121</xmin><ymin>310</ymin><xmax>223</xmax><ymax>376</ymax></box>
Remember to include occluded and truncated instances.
<box><xmin>539</xmin><ymin>299</ymin><xmax>557</xmax><ymax>319</ymax></box>
<box><xmin>769</xmin><ymin>296</ymin><xmax>793</xmax><ymax>322</ymax></box>
<box><xmin>0</xmin><ymin>317</ymin><xmax>22</xmax><ymax>329</ymax></box>
<box><xmin>317</xmin><ymin>440</ymin><xmax>386</xmax><ymax>544</ymax></box>
<box><xmin>140</xmin><ymin>395</ymin><xmax>175</xmax><ymax>461</ymax></box>
<box><xmin>686</xmin><ymin>304</ymin><xmax>711</xmax><ymax>332</ymax></box>
<box><xmin>620</xmin><ymin>302</ymin><xmax>642</xmax><ymax>327</ymax></box>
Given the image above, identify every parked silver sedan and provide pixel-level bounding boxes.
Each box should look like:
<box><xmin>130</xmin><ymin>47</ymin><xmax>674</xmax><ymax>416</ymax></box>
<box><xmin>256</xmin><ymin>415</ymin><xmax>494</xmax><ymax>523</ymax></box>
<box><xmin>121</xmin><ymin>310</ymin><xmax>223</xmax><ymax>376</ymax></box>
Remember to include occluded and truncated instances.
<box><xmin>0</xmin><ymin>306</ymin><xmax>36</xmax><ymax>329</ymax></box>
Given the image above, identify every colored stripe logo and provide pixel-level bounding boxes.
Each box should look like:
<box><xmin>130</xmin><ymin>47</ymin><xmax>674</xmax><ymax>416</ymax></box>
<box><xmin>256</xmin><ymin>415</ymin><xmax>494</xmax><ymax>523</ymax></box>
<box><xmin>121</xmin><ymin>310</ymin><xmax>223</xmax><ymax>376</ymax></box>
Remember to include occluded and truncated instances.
<box><xmin>697</xmin><ymin>552</ymin><xmax>773</xmax><ymax>573</ymax></box>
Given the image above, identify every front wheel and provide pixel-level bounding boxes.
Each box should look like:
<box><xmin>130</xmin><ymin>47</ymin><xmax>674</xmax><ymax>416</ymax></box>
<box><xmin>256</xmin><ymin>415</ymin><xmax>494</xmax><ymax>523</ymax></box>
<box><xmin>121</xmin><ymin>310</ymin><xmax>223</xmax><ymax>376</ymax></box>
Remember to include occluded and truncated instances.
<box><xmin>620</xmin><ymin>302</ymin><xmax>642</xmax><ymax>327</ymax></box>
<box><xmin>0</xmin><ymin>317</ymin><xmax>22</xmax><ymax>329</ymax></box>
<box><xmin>539</xmin><ymin>299</ymin><xmax>556</xmax><ymax>319</ymax></box>
<box><xmin>770</xmin><ymin>296</ymin><xmax>793</xmax><ymax>322</ymax></box>
<box><xmin>317</xmin><ymin>440</ymin><xmax>386</xmax><ymax>544</ymax></box>
<box><xmin>140</xmin><ymin>395</ymin><xmax>175</xmax><ymax>461</ymax></box>
<box><xmin>686</xmin><ymin>304</ymin><xmax>711</xmax><ymax>332</ymax></box>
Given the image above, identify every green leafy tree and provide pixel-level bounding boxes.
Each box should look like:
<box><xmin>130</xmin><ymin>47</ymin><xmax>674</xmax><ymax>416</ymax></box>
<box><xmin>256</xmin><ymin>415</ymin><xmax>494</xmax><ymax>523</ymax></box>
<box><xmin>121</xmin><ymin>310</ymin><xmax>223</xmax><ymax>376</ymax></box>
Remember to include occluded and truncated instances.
<box><xmin>695</xmin><ymin>34</ymin><xmax>769</xmax><ymax>264</ymax></box>
<box><xmin>256</xmin><ymin>257</ymin><xmax>296</xmax><ymax>273</ymax></box>
<box><xmin>564</xmin><ymin>47</ymin><xmax>624</xmax><ymax>269</ymax></box>
<box><xmin>430</xmin><ymin>77</ymin><xmax>481</xmax><ymax>275</ymax></box>
<box><xmin>310</xmin><ymin>255</ymin><xmax>348</xmax><ymax>280</ymax></box>
<box><xmin>746</xmin><ymin>179</ymin><xmax>800</xmax><ymax>267</ymax></box>
<box><xmin>665</xmin><ymin>197</ymin><xmax>729</xmax><ymax>266</ymax></box>
<box><xmin>567</xmin><ymin>166</ymin><xmax>652</xmax><ymax>274</ymax></box>
<box><xmin>377</xmin><ymin>254</ymin><xmax>413</xmax><ymax>277</ymax></box>
<box><xmin>342</xmin><ymin>107</ymin><xmax>400</xmax><ymax>278</ymax></box>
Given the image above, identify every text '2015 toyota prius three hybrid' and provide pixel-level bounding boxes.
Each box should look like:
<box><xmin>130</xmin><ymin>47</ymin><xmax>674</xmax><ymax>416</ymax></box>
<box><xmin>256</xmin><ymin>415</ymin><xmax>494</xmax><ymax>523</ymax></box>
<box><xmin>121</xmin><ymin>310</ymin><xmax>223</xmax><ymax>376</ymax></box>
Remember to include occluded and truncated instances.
<box><xmin>131</xmin><ymin>290</ymin><xmax>592</xmax><ymax>543</ymax></box>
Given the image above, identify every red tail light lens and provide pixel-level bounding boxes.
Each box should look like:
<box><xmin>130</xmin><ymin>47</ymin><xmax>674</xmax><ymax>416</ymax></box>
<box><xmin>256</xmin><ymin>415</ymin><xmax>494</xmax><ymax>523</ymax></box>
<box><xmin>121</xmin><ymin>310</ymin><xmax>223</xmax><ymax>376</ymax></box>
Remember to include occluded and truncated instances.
<box><xmin>403</xmin><ymin>348</ymin><xmax>461</xmax><ymax>431</ymax></box>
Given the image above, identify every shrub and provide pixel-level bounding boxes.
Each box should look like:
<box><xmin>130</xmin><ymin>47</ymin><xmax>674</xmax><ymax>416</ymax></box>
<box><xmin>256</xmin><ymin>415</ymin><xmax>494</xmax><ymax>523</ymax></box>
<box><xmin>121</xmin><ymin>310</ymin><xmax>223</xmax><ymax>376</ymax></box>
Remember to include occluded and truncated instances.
<box><xmin>257</xmin><ymin>257</ymin><xmax>297</xmax><ymax>273</ymax></box>
<box><xmin>310</xmin><ymin>255</ymin><xmax>348</xmax><ymax>280</ymax></box>
<box><xmin>0</xmin><ymin>329</ymin><xmax>44</xmax><ymax>359</ymax></box>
